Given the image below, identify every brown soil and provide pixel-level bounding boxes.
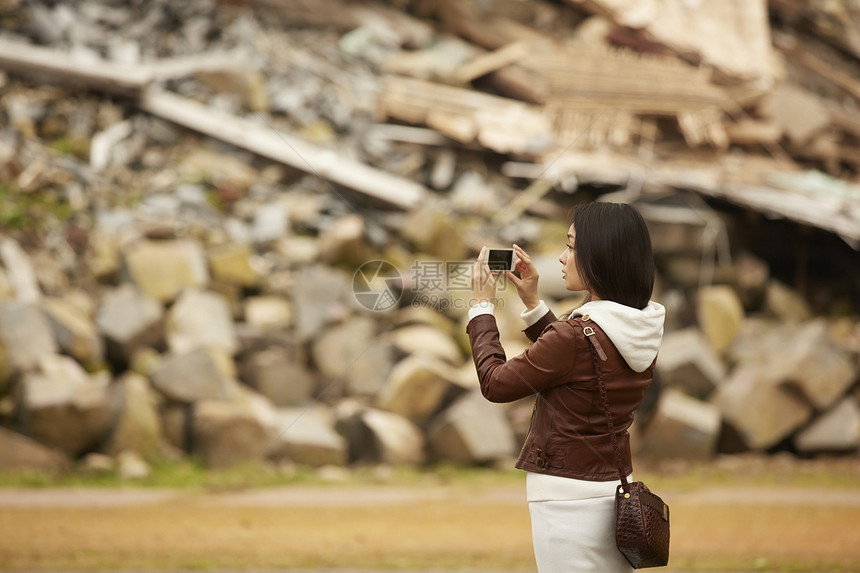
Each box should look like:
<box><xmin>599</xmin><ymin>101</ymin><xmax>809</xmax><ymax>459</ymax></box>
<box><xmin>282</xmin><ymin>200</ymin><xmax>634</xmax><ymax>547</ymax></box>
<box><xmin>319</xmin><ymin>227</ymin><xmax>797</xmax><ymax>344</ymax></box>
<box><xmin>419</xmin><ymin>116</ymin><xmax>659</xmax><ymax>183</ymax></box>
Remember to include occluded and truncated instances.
<box><xmin>1</xmin><ymin>482</ymin><xmax>859</xmax><ymax>572</ymax></box>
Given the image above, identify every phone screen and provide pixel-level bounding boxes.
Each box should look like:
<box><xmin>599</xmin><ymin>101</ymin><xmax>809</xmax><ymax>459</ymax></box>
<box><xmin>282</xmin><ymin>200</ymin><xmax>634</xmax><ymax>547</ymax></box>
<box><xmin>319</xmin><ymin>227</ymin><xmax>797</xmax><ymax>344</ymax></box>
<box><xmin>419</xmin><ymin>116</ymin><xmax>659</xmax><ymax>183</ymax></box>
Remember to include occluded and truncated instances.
<box><xmin>487</xmin><ymin>249</ymin><xmax>514</xmax><ymax>272</ymax></box>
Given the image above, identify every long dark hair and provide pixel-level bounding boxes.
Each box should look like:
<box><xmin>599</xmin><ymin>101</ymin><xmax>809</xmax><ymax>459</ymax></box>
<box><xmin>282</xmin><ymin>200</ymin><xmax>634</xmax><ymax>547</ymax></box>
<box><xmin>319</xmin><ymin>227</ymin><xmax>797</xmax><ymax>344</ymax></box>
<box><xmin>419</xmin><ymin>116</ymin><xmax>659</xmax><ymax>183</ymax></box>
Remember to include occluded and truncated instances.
<box><xmin>572</xmin><ymin>202</ymin><xmax>655</xmax><ymax>309</ymax></box>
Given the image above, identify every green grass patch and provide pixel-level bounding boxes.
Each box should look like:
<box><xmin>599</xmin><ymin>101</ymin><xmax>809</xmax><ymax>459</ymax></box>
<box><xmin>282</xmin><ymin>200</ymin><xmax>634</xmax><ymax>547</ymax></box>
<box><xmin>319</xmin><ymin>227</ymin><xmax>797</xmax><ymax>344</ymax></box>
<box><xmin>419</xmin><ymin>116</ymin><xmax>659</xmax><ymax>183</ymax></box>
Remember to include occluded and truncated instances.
<box><xmin>0</xmin><ymin>183</ymin><xmax>74</xmax><ymax>230</ymax></box>
<box><xmin>0</xmin><ymin>458</ymin><xmax>525</xmax><ymax>491</ymax></box>
<box><xmin>1</xmin><ymin>453</ymin><xmax>859</xmax><ymax>492</ymax></box>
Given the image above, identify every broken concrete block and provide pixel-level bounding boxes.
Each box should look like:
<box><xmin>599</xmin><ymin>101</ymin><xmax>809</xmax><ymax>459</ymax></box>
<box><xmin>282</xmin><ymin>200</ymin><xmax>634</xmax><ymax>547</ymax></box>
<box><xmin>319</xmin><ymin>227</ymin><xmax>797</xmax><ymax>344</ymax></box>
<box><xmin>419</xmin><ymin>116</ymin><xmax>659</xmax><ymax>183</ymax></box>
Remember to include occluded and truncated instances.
<box><xmin>251</xmin><ymin>201</ymin><xmax>289</xmax><ymax>244</ymax></box>
<box><xmin>318</xmin><ymin>213</ymin><xmax>369</xmax><ymax>266</ymax></box>
<box><xmin>362</xmin><ymin>408</ymin><xmax>426</xmax><ymax>465</ymax></box>
<box><xmin>42</xmin><ymin>296</ymin><xmax>104</xmax><ymax>365</ymax></box>
<box><xmin>637</xmin><ymin>389</ymin><xmax>721</xmax><ymax>461</ymax></box>
<box><xmin>96</xmin><ymin>284</ymin><xmax>164</xmax><ymax>363</ymax></box>
<box><xmin>725</xmin><ymin>318</ymin><xmax>782</xmax><ymax>366</ymax></box>
<box><xmin>268</xmin><ymin>406</ymin><xmax>347</xmax><ymax>467</ymax></box>
<box><xmin>117</xmin><ymin>449</ymin><xmax>151</xmax><ymax>480</ymax></box>
<box><xmin>0</xmin><ymin>427</ymin><xmax>68</xmax><ymax>471</ymax></box>
<box><xmin>160</xmin><ymin>403</ymin><xmax>191</xmax><ymax>453</ymax></box>
<box><xmin>697</xmin><ymin>285</ymin><xmax>745</xmax><ymax>354</ymax></box>
<box><xmin>773</xmin><ymin>320</ymin><xmax>857</xmax><ymax>410</ymax></box>
<box><xmin>427</xmin><ymin>390</ymin><xmax>515</xmax><ymax>464</ymax></box>
<box><xmin>712</xmin><ymin>366</ymin><xmax>812</xmax><ymax>450</ymax></box>
<box><xmin>656</xmin><ymin>328</ymin><xmax>725</xmax><ymax>399</ymax></box>
<box><xmin>103</xmin><ymin>372</ymin><xmax>164</xmax><ymax>461</ymax></box>
<box><xmin>311</xmin><ymin>316</ymin><xmax>376</xmax><ymax>379</ymax></box>
<box><xmin>192</xmin><ymin>399</ymin><xmax>272</xmax><ymax>468</ymax></box>
<box><xmin>376</xmin><ymin>355</ymin><xmax>466</xmax><ymax>424</ymax></box>
<box><xmin>276</xmin><ymin>235</ymin><xmax>320</xmax><ymax>265</ymax></box>
<box><xmin>81</xmin><ymin>452</ymin><xmax>115</xmax><ymax>475</ymax></box>
<box><xmin>239</xmin><ymin>344</ymin><xmax>316</xmax><ymax>407</ymax></box>
<box><xmin>764</xmin><ymin>279</ymin><xmax>813</xmax><ymax>323</ymax></box>
<box><xmin>795</xmin><ymin>398</ymin><xmax>860</xmax><ymax>453</ymax></box>
<box><xmin>150</xmin><ymin>347</ymin><xmax>237</xmax><ymax>403</ymax></box>
<box><xmin>21</xmin><ymin>356</ymin><xmax>112</xmax><ymax>455</ymax></box>
<box><xmin>293</xmin><ymin>265</ymin><xmax>352</xmax><ymax>341</ymax></box>
<box><xmin>0</xmin><ymin>237</ymin><xmax>41</xmax><ymax>303</ymax></box>
<box><xmin>0</xmin><ymin>301</ymin><xmax>58</xmax><ymax>372</ymax></box>
<box><xmin>390</xmin><ymin>323</ymin><xmax>464</xmax><ymax>364</ymax></box>
<box><xmin>339</xmin><ymin>406</ymin><xmax>426</xmax><ymax>466</ymax></box>
<box><xmin>166</xmin><ymin>289</ymin><xmax>238</xmax><ymax>355</ymax></box>
<box><xmin>244</xmin><ymin>296</ymin><xmax>293</xmax><ymax>331</ymax></box>
<box><xmin>311</xmin><ymin>316</ymin><xmax>394</xmax><ymax>397</ymax></box>
<box><xmin>88</xmin><ymin>230</ymin><xmax>123</xmax><ymax>281</ymax></box>
<box><xmin>30</xmin><ymin>249</ymin><xmax>70</xmax><ymax>296</ymax></box>
<box><xmin>124</xmin><ymin>239</ymin><xmax>210</xmax><ymax>302</ymax></box>
<box><xmin>726</xmin><ymin>319</ymin><xmax>856</xmax><ymax>412</ymax></box>
<box><xmin>343</xmin><ymin>337</ymin><xmax>396</xmax><ymax>397</ymax></box>
<box><xmin>208</xmin><ymin>243</ymin><xmax>262</xmax><ymax>287</ymax></box>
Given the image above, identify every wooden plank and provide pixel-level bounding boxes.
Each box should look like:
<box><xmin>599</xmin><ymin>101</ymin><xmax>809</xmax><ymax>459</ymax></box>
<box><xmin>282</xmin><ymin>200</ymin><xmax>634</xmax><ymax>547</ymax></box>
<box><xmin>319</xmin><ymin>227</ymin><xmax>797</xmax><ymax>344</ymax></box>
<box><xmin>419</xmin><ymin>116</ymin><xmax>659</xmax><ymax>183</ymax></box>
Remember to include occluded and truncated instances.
<box><xmin>454</xmin><ymin>41</ymin><xmax>531</xmax><ymax>84</ymax></box>
<box><xmin>0</xmin><ymin>38</ymin><xmax>256</xmax><ymax>92</ymax></box>
<box><xmin>140</xmin><ymin>89</ymin><xmax>426</xmax><ymax>211</ymax></box>
<box><xmin>523</xmin><ymin>47</ymin><xmax>729</xmax><ymax>114</ymax></box>
<box><xmin>377</xmin><ymin>76</ymin><xmax>554</xmax><ymax>156</ymax></box>
<box><xmin>488</xmin><ymin>65</ymin><xmax>549</xmax><ymax>104</ymax></box>
<box><xmin>142</xmin><ymin>50</ymin><xmax>253</xmax><ymax>81</ymax></box>
<box><xmin>725</xmin><ymin>119</ymin><xmax>783</xmax><ymax>146</ymax></box>
<box><xmin>366</xmin><ymin>124</ymin><xmax>453</xmax><ymax>147</ymax></box>
<box><xmin>0</xmin><ymin>37</ymin><xmax>150</xmax><ymax>97</ymax></box>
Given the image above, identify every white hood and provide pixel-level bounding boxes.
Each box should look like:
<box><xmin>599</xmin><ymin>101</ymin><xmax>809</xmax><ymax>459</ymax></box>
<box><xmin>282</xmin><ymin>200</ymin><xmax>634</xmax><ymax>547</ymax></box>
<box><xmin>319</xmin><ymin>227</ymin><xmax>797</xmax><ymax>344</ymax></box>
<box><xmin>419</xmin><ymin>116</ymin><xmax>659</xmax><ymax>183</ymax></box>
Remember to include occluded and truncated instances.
<box><xmin>570</xmin><ymin>300</ymin><xmax>665</xmax><ymax>372</ymax></box>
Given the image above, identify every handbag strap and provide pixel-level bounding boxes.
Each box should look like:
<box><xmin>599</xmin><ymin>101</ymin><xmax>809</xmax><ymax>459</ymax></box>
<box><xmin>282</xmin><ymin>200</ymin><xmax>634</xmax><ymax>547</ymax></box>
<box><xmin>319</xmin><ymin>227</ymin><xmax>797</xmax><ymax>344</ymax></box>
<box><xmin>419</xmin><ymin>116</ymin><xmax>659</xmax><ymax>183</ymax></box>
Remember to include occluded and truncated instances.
<box><xmin>580</xmin><ymin>319</ymin><xmax>630</xmax><ymax>492</ymax></box>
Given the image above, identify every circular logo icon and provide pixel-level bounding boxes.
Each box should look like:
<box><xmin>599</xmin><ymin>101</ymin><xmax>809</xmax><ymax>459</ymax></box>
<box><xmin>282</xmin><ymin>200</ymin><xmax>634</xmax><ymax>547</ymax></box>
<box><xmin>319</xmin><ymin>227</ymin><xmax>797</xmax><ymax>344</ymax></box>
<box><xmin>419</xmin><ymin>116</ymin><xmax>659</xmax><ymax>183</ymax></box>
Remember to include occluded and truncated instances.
<box><xmin>353</xmin><ymin>260</ymin><xmax>403</xmax><ymax>312</ymax></box>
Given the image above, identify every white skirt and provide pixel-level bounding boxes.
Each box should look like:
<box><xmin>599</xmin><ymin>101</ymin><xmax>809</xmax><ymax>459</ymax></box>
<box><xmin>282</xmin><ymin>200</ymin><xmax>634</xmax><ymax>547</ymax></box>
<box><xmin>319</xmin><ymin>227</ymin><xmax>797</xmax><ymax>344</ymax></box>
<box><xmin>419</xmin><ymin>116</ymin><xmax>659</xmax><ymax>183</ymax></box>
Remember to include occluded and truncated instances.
<box><xmin>528</xmin><ymin>484</ymin><xmax>634</xmax><ymax>572</ymax></box>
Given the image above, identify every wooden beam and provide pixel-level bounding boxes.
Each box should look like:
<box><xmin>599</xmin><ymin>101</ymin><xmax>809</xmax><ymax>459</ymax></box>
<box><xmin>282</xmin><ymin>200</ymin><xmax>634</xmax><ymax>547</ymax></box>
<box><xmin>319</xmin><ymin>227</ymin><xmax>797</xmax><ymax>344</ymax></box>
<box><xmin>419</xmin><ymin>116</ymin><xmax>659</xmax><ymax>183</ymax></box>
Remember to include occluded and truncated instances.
<box><xmin>503</xmin><ymin>152</ymin><xmax>860</xmax><ymax>245</ymax></box>
<box><xmin>140</xmin><ymin>89</ymin><xmax>426</xmax><ymax>210</ymax></box>
<box><xmin>377</xmin><ymin>76</ymin><xmax>554</xmax><ymax>156</ymax></box>
<box><xmin>0</xmin><ymin>37</ymin><xmax>150</xmax><ymax>97</ymax></box>
<box><xmin>0</xmin><ymin>38</ymin><xmax>426</xmax><ymax>211</ymax></box>
<box><xmin>454</xmin><ymin>41</ymin><xmax>531</xmax><ymax>84</ymax></box>
<box><xmin>775</xmin><ymin>33</ymin><xmax>860</xmax><ymax>101</ymax></box>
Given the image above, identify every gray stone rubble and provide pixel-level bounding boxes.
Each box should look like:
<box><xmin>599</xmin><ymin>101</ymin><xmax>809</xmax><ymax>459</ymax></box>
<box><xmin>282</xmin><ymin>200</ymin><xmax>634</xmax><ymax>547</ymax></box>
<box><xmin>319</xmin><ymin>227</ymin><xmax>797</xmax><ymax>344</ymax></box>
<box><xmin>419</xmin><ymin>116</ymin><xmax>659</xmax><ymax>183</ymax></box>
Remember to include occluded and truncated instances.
<box><xmin>0</xmin><ymin>0</ymin><xmax>858</xmax><ymax>478</ymax></box>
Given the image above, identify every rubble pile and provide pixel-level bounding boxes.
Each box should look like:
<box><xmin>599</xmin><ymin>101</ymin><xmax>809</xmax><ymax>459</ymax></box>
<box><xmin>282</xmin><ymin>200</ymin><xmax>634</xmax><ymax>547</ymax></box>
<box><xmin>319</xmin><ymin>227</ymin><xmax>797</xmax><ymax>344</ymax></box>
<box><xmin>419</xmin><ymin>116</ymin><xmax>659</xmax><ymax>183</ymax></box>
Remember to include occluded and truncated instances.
<box><xmin>0</xmin><ymin>0</ymin><xmax>859</xmax><ymax>477</ymax></box>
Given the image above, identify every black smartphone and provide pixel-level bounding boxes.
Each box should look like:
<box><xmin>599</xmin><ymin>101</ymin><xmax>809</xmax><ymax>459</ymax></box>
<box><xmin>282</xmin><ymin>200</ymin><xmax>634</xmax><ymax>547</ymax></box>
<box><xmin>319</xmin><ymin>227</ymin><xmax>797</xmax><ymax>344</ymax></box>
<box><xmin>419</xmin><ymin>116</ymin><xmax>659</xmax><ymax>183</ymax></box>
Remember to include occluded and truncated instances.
<box><xmin>484</xmin><ymin>248</ymin><xmax>517</xmax><ymax>272</ymax></box>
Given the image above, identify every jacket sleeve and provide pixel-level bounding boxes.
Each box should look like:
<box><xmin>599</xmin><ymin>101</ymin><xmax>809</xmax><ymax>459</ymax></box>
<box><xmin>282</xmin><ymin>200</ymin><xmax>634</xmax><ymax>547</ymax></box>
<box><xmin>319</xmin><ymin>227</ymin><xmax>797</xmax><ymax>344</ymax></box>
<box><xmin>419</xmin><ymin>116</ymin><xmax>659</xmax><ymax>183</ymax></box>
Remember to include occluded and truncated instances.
<box><xmin>523</xmin><ymin>310</ymin><xmax>557</xmax><ymax>342</ymax></box>
<box><xmin>466</xmin><ymin>314</ymin><xmax>578</xmax><ymax>403</ymax></box>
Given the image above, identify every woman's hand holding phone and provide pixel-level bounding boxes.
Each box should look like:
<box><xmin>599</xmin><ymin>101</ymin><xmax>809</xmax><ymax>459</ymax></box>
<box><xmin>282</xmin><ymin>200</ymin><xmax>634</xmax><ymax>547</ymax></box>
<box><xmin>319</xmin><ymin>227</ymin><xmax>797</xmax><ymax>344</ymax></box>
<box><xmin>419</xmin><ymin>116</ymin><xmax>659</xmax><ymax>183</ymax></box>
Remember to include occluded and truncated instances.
<box><xmin>507</xmin><ymin>244</ymin><xmax>540</xmax><ymax>311</ymax></box>
<box><xmin>472</xmin><ymin>246</ymin><xmax>499</xmax><ymax>306</ymax></box>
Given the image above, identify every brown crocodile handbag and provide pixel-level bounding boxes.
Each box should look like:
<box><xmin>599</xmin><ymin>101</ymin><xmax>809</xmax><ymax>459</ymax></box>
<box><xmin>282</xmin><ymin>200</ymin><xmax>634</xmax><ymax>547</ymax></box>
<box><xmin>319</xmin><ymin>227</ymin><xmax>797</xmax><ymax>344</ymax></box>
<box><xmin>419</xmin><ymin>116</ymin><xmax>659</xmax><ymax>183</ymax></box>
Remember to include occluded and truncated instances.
<box><xmin>583</xmin><ymin>320</ymin><xmax>670</xmax><ymax>569</ymax></box>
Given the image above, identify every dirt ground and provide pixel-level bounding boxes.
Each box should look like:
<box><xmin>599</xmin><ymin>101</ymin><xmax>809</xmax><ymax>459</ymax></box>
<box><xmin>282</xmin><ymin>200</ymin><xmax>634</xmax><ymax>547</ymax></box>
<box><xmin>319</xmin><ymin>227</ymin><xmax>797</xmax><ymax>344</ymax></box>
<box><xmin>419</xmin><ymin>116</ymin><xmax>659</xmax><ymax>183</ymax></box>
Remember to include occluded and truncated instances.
<box><xmin>1</xmin><ymin>477</ymin><xmax>860</xmax><ymax>573</ymax></box>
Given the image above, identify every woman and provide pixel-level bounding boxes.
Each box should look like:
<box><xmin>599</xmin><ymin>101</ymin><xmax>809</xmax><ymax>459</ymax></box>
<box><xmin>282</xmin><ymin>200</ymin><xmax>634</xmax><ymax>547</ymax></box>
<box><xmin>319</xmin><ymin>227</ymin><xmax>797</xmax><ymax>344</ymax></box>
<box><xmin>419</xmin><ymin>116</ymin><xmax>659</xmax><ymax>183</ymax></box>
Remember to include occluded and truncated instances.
<box><xmin>467</xmin><ymin>202</ymin><xmax>665</xmax><ymax>572</ymax></box>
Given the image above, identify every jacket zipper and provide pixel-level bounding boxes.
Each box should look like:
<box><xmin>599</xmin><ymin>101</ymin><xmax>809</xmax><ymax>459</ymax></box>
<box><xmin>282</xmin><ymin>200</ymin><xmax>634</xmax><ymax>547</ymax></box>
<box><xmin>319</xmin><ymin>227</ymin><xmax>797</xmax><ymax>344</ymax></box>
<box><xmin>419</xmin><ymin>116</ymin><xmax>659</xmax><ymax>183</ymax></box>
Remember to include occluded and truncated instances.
<box><xmin>527</xmin><ymin>396</ymin><xmax>548</xmax><ymax>469</ymax></box>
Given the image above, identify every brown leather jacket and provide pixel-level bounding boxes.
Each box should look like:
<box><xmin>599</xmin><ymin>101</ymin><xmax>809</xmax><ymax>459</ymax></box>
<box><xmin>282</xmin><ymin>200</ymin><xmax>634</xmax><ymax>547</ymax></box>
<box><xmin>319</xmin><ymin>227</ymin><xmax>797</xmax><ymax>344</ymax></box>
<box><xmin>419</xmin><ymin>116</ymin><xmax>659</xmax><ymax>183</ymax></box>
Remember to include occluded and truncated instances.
<box><xmin>467</xmin><ymin>309</ymin><xmax>654</xmax><ymax>481</ymax></box>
